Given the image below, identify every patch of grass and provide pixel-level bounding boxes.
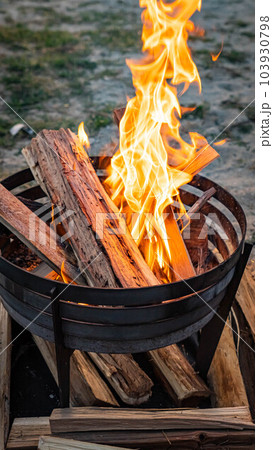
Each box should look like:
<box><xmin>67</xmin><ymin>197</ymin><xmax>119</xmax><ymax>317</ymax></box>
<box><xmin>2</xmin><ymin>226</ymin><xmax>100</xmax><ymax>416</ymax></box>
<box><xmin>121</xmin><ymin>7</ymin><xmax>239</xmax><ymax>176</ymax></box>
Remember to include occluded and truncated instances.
<box><xmin>223</xmin><ymin>50</ymin><xmax>246</xmax><ymax>63</ymax></box>
<box><xmin>0</xmin><ymin>24</ymin><xmax>78</xmax><ymax>49</ymax></box>
<box><xmin>0</xmin><ymin>117</ymin><xmax>17</xmax><ymax>149</ymax></box>
<box><xmin>245</xmin><ymin>105</ymin><xmax>255</xmax><ymax>122</ymax></box>
<box><xmin>82</xmin><ymin>27</ymin><xmax>141</xmax><ymax>52</ymax></box>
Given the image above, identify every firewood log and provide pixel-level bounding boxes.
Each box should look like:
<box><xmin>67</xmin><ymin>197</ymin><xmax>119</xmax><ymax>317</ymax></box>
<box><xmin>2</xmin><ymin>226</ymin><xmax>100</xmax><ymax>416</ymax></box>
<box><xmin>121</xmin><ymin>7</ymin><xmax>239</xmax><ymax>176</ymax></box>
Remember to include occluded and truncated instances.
<box><xmin>0</xmin><ymin>299</ymin><xmax>11</xmax><ymax>450</ymax></box>
<box><xmin>207</xmin><ymin>319</ymin><xmax>249</xmax><ymax>409</ymax></box>
<box><xmin>7</xmin><ymin>416</ymin><xmax>255</xmax><ymax>449</ymax></box>
<box><xmin>0</xmin><ymin>184</ymin><xmax>85</xmax><ymax>284</ymax></box>
<box><xmin>23</xmin><ymin>128</ymin><xmax>210</xmax><ymax>405</ymax></box>
<box><xmin>38</xmin><ymin>436</ymin><xmax>130</xmax><ymax>450</ymax></box>
<box><xmin>88</xmin><ymin>353</ymin><xmax>153</xmax><ymax>406</ymax></box>
<box><xmin>32</xmin><ymin>336</ymin><xmax>118</xmax><ymax>407</ymax></box>
<box><xmin>49</xmin><ymin>406</ymin><xmax>254</xmax><ymax>433</ymax></box>
<box><xmin>236</xmin><ymin>261</ymin><xmax>255</xmax><ymax>338</ymax></box>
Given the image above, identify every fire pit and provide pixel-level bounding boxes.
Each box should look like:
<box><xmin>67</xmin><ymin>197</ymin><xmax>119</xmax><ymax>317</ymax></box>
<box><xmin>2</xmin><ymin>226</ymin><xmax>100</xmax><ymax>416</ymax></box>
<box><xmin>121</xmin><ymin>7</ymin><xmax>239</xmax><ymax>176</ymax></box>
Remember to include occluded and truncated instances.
<box><xmin>0</xmin><ymin>164</ymin><xmax>251</xmax><ymax>407</ymax></box>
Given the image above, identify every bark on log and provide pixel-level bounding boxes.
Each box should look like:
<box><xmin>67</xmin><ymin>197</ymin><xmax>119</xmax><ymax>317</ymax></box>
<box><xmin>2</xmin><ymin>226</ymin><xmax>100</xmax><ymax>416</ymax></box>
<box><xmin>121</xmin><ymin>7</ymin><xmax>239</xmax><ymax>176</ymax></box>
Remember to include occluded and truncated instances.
<box><xmin>207</xmin><ymin>319</ymin><xmax>249</xmax><ymax>409</ymax></box>
<box><xmin>0</xmin><ymin>299</ymin><xmax>11</xmax><ymax>450</ymax></box>
<box><xmin>88</xmin><ymin>353</ymin><xmax>153</xmax><ymax>406</ymax></box>
<box><xmin>148</xmin><ymin>344</ymin><xmax>210</xmax><ymax>406</ymax></box>
<box><xmin>49</xmin><ymin>406</ymin><xmax>254</xmax><ymax>433</ymax></box>
<box><xmin>23</xmin><ymin>128</ymin><xmax>209</xmax><ymax>405</ymax></box>
<box><xmin>33</xmin><ymin>336</ymin><xmax>118</xmax><ymax>407</ymax></box>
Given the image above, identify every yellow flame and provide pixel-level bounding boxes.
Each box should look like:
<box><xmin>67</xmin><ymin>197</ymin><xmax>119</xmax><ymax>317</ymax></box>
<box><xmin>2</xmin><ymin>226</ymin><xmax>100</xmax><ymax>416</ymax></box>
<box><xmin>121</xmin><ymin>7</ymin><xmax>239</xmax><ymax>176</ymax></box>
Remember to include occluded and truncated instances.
<box><xmin>104</xmin><ymin>0</ymin><xmax>218</xmax><ymax>282</ymax></box>
<box><xmin>78</xmin><ymin>122</ymin><xmax>90</xmax><ymax>150</ymax></box>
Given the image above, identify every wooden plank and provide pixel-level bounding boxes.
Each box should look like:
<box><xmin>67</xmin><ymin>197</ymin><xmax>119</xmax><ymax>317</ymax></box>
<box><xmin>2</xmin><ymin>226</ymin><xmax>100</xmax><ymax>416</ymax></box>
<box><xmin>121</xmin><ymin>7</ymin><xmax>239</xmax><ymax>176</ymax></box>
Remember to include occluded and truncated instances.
<box><xmin>0</xmin><ymin>299</ymin><xmax>11</xmax><ymax>450</ymax></box>
<box><xmin>232</xmin><ymin>302</ymin><xmax>255</xmax><ymax>421</ymax></box>
<box><xmin>55</xmin><ymin>429</ymin><xmax>255</xmax><ymax>449</ymax></box>
<box><xmin>207</xmin><ymin>319</ymin><xmax>249</xmax><ymax>409</ymax></box>
<box><xmin>50</xmin><ymin>406</ymin><xmax>254</xmax><ymax>433</ymax></box>
<box><xmin>236</xmin><ymin>261</ymin><xmax>255</xmax><ymax>338</ymax></box>
<box><xmin>148</xmin><ymin>344</ymin><xmax>210</xmax><ymax>406</ymax></box>
<box><xmin>7</xmin><ymin>417</ymin><xmax>50</xmax><ymax>450</ymax></box>
<box><xmin>33</xmin><ymin>336</ymin><xmax>118</xmax><ymax>407</ymax></box>
<box><xmin>7</xmin><ymin>417</ymin><xmax>255</xmax><ymax>450</ymax></box>
<box><xmin>38</xmin><ymin>435</ymin><xmax>131</xmax><ymax>450</ymax></box>
<box><xmin>88</xmin><ymin>353</ymin><xmax>153</xmax><ymax>406</ymax></box>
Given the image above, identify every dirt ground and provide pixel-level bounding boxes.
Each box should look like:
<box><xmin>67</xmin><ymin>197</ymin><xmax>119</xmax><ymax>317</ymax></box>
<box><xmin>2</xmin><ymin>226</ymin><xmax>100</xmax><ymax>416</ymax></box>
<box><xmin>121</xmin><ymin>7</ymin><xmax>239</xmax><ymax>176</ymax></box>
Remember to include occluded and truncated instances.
<box><xmin>0</xmin><ymin>0</ymin><xmax>254</xmax><ymax>240</ymax></box>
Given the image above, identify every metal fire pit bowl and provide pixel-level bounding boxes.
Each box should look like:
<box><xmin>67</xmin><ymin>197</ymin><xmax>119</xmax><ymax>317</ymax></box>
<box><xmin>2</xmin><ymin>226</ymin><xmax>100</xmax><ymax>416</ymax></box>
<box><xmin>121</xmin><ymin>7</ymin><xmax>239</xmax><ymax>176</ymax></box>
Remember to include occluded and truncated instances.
<box><xmin>0</xmin><ymin>161</ymin><xmax>252</xmax><ymax>406</ymax></box>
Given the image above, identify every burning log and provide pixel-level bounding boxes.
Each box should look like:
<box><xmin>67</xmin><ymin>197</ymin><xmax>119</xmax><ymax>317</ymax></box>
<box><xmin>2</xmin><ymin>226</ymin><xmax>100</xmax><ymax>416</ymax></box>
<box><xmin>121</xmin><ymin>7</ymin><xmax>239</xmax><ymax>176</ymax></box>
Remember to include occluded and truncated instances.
<box><xmin>23</xmin><ymin>128</ymin><xmax>210</xmax><ymax>406</ymax></box>
<box><xmin>0</xmin><ymin>184</ymin><xmax>85</xmax><ymax>284</ymax></box>
<box><xmin>33</xmin><ymin>336</ymin><xmax>118</xmax><ymax>407</ymax></box>
<box><xmin>88</xmin><ymin>353</ymin><xmax>153</xmax><ymax>406</ymax></box>
<box><xmin>0</xmin><ymin>299</ymin><xmax>11</xmax><ymax>450</ymax></box>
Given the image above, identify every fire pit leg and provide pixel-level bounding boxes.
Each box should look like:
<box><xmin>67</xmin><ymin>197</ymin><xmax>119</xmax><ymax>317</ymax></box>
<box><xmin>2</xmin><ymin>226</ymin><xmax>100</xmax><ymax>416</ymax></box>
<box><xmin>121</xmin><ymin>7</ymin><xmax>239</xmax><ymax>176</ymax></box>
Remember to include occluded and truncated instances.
<box><xmin>196</xmin><ymin>242</ymin><xmax>253</xmax><ymax>379</ymax></box>
<box><xmin>51</xmin><ymin>287</ymin><xmax>73</xmax><ymax>408</ymax></box>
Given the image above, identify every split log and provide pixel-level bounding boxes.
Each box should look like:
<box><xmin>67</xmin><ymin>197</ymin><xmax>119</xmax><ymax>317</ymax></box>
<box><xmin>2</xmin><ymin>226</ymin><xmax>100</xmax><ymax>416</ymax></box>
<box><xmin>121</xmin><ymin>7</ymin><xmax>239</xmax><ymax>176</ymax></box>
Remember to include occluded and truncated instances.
<box><xmin>50</xmin><ymin>406</ymin><xmax>254</xmax><ymax>433</ymax></box>
<box><xmin>164</xmin><ymin>206</ymin><xmax>195</xmax><ymax>280</ymax></box>
<box><xmin>33</xmin><ymin>336</ymin><xmax>118</xmax><ymax>407</ymax></box>
<box><xmin>54</xmin><ymin>430</ymin><xmax>255</xmax><ymax>449</ymax></box>
<box><xmin>232</xmin><ymin>301</ymin><xmax>255</xmax><ymax>420</ymax></box>
<box><xmin>207</xmin><ymin>318</ymin><xmax>249</xmax><ymax>409</ymax></box>
<box><xmin>236</xmin><ymin>261</ymin><xmax>255</xmax><ymax>338</ymax></box>
<box><xmin>23</xmin><ymin>128</ymin><xmax>210</xmax><ymax>405</ymax></box>
<box><xmin>0</xmin><ymin>183</ymin><xmax>85</xmax><ymax>284</ymax></box>
<box><xmin>7</xmin><ymin>417</ymin><xmax>50</xmax><ymax>450</ymax></box>
<box><xmin>148</xmin><ymin>344</ymin><xmax>210</xmax><ymax>406</ymax></box>
<box><xmin>7</xmin><ymin>417</ymin><xmax>254</xmax><ymax>450</ymax></box>
<box><xmin>88</xmin><ymin>353</ymin><xmax>153</xmax><ymax>406</ymax></box>
<box><xmin>38</xmin><ymin>436</ymin><xmax>130</xmax><ymax>450</ymax></box>
<box><xmin>183</xmin><ymin>213</ymin><xmax>208</xmax><ymax>273</ymax></box>
<box><xmin>0</xmin><ymin>299</ymin><xmax>11</xmax><ymax>450</ymax></box>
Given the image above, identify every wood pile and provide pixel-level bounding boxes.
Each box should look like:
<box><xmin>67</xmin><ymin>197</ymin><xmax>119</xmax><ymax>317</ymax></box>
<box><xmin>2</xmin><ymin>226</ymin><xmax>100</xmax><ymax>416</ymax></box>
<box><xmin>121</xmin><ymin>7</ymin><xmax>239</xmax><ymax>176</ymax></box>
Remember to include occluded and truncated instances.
<box><xmin>0</xmin><ymin>116</ymin><xmax>254</xmax><ymax>449</ymax></box>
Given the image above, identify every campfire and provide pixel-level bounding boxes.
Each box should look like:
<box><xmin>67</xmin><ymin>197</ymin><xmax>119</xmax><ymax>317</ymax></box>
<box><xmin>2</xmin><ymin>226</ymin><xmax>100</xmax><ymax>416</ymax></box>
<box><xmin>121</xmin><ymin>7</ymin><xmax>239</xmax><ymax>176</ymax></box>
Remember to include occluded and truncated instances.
<box><xmin>0</xmin><ymin>0</ymin><xmax>254</xmax><ymax>448</ymax></box>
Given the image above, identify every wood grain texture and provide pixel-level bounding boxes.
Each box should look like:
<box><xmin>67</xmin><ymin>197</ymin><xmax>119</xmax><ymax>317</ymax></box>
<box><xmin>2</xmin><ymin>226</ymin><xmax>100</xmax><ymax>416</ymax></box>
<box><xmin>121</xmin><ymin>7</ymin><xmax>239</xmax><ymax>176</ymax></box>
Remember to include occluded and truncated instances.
<box><xmin>236</xmin><ymin>261</ymin><xmax>255</xmax><ymax>338</ymax></box>
<box><xmin>0</xmin><ymin>299</ymin><xmax>11</xmax><ymax>450</ymax></box>
<box><xmin>33</xmin><ymin>336</ymin><xmax>118</xmax><ymax>407</ymax></box>
<box><xmin>7</xmin><ymin>417</ymin><xmax>50</xmax><ymax>449</ymax></box>
<box><xmin>207</xmin><ymin>319</ymin><xmax>249</xmax><ymax>409</ymax></box>
<box><xmin>38</xmin><ymin>435</ymin><xmax>130</xmax><ymax>450</ymax></box>
<box><xmin>0</xmin><ymin>183</ymin><xmax>84</xmax><ymax>283</ymax></box>
<box><xmin>50</xmin><ymin>406</ymin><xmax>254</xmax><ymax>433</ymax></box>
<box><xmin>56</xmin><ymin>429</ymin><xmax>255</xmax><ymax>449</ymax></box>
<box><xmin>88</xmin><ymin>353</ymin><xmax>153</xmax><ymax>406</ymax></box>
<box><xmin>148</xmin><ymin>344</ymin><xmax>210</xmax><ymax>406</ymax></box>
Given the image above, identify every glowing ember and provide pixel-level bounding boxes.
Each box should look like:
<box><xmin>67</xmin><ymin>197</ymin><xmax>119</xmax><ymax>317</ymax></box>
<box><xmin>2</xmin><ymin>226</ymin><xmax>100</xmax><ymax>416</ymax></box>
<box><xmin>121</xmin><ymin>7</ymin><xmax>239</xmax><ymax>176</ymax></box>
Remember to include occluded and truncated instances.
<box><xmin>104</xmin><ymin>0</ymin><xmax>219</xmax><ymax>282</ymax></box>
<box><xmin>78</xmin><ymin>122</ymin><xmax>90</xmax><ymax>150</ymax></box>
<box><xmin>211</xmin><ymin>40</ymin><xmax>224</xmax><ymax>62</ymax></box>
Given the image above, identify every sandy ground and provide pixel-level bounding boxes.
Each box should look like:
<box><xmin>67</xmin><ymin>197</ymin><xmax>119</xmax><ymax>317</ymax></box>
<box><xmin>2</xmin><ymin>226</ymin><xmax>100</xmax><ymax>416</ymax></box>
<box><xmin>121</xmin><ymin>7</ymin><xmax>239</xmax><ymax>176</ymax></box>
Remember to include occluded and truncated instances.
<box><xmin>0</xmin><ymin>0</ymin><xmax>254</xmax><ymax>240</ymax></box>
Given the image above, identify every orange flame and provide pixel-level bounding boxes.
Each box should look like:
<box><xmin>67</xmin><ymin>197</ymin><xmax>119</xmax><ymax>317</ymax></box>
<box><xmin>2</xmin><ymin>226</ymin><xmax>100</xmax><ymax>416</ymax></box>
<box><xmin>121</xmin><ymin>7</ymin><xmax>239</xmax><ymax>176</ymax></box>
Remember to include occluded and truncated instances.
<box><xmin>211</xmin><ymin>40</ymin><xmax>223</xmax><ymax>62</ymax></box>
<box><xmin>78</xmin><ymin>122</ymin><xmax>90</xmax><ymax>150</ymax></box>
<box><xmin>104</xmin><ymin>0</ymin><xmax>218</xmax><ymax>281</ymax></box>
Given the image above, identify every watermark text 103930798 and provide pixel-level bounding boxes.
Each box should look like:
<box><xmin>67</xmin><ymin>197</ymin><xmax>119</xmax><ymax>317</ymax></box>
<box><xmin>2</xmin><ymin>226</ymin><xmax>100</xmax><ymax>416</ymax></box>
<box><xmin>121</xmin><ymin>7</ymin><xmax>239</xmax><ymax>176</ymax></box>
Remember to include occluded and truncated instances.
<box><xmin>259</xmin><ymin>16</ymin><xmax>271</xmax><ymax>147</ymax></box>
